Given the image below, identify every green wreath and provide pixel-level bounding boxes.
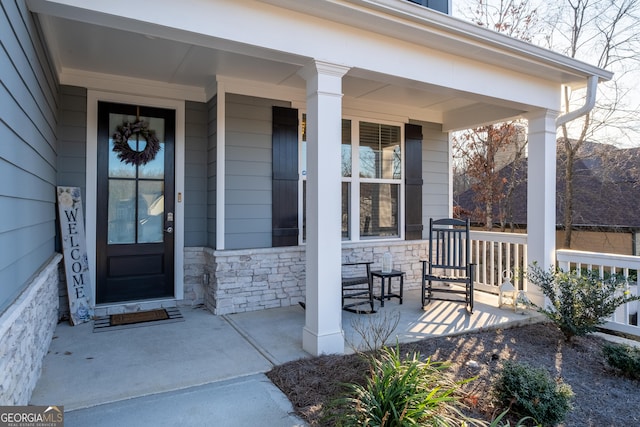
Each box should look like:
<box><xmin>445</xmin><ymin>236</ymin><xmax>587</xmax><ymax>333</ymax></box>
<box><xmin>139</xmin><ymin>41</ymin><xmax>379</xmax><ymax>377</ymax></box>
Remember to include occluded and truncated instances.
<box><xmin>112</xmin><ymin>120</ymin><xmax>161</xmax><ymax>166</ymax></box>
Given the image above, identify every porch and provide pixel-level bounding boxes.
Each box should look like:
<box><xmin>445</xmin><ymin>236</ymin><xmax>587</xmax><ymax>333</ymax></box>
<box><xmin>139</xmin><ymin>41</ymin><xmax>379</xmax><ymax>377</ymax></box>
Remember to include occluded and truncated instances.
<box><xmin>28</xmin><ymin>232</ymin><xmax>640</xmax><ymax>424</ymax></box>
<box><xmin>194</xmin><ymin>231</ymin><xmax>640</xmax><ymax>339</ymax></box>
<box><xmin>30</xmin><ymin>289</ymin><xmax>539</xmax><ymax>421</ymax></box>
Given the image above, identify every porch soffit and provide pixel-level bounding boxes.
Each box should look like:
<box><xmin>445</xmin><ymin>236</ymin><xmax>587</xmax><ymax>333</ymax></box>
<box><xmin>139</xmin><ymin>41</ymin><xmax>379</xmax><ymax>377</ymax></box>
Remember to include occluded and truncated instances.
<box><xmin>28</xmin><ymin>0</ymin><xmax>610</xmax><ymax>129</ymax></box>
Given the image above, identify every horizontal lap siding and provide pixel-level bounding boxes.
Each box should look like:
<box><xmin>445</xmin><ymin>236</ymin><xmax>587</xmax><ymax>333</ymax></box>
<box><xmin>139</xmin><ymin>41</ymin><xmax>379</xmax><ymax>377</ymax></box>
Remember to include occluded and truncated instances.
<box><xmin>57</xmin><ymin>85</ymin><xmax>86</xmax><ymax>213</ymax></box>
<box><xmin>0</xmin><ymin>0</ymin><xmax>59</xmax><ymax>311</ymax></box>
<box><xmin>417</xmin><ymin>121</ymin><xmax>449</xmax><ymax>228</ymax></box>
<box><xmin>224</xmin><ymin>94</ymin><xmax>289</xmax><ymax>250</ymax></box>
<box><xmin>185</xmin><ymin>101</ymin><xmax>208</xmax><ymax>247</ymax></box>
<box><xmin>207</xmin><ymin>95</ymin><xmax>217</xmax><ymax>248</ymax></box>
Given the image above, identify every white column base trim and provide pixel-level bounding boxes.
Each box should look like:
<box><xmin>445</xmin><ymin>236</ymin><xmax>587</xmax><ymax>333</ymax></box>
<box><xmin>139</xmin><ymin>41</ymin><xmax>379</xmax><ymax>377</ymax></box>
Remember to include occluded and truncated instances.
<box><xmin>302</xmin><ymin>326</ymin><xmax>345</xmax><ymax>356</ymax></box>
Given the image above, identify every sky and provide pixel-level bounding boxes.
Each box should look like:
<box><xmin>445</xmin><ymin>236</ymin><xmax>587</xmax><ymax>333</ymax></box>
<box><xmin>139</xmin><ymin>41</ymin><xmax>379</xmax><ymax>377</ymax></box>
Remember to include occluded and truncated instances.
<box><xmin>450</xmin><ymin>0</ymin><xmax>640</xmax><ymax>147</ymax></box>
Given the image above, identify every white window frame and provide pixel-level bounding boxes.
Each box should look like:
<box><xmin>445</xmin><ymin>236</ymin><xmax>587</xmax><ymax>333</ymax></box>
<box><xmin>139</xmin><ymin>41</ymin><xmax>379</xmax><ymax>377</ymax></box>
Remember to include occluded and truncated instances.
<box><xmin>298</xmin><ymin>112</ymin><xmax>405</xmax><ymax>244</ymax></box>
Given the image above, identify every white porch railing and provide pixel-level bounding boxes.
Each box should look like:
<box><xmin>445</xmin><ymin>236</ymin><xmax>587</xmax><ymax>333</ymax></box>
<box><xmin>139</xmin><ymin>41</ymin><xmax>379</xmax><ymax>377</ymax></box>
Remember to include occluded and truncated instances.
<box><xmin>469</xmin><ymin>231</ymin><xmax>528</xmax><ymax>294</ymax></box>
<box><xmin>469</xmin><ymin>234</ymin><xmax>639</xmax><ymax>338</ymax></box>
<box><xmin>557</xmin><ymin>249</ymin><xmax>640</xmax><ymax>337</ymax></box>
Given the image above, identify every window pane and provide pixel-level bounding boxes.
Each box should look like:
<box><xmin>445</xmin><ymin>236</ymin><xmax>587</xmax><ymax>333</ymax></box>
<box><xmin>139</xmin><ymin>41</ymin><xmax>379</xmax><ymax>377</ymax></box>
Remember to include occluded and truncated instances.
<box><xmin>359</xmin><ymin>122</ymin><xmax>401</xmax><ymax>179</ymax></box>
<box><xmin>342</xmin><ymin>182</ymin><xmax>350</xmax><ymax>239</ymax></box>
<box><xmin>138</xmin><ymin>116</ymin><xmax>165</xmax><ymax>179</ymax></box>
<box><xmin>360</xmin><ymin>183</ymin><xmax>399</xmax><ymax>237</ymax></box>
<box><xmin>138</xmin><ymin>180</ymin><xmax>164</xmax><ymax>243</ymax></box>
<box><xmin>108</xmin><ymin>180</ymin><xmax>136</xmax><ymax>244</ymax></box>
<box><xmin>341</xmin><ymin>120</ymin><xmax>352</xmax><ymax>177</ymax></box>
<box><xmin>109</xmin><ymin>113</ymin><xmax>136</xmax><ymax>178</ymax></box>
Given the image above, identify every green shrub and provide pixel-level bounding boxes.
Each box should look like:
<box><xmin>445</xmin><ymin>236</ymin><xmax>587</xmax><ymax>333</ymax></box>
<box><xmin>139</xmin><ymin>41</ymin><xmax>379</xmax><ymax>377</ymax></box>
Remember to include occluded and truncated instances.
<box><xmin>333</xmin><ymin>345</ymin><xmax>474</xmax><ymax>426</ymax></box>
<box><xmin>602</xmin><ymin>342</ymin><xmax>640</xmax><ymax>380</ymax></box>
<box><xmin>527</xmin><ymin>263</ymin><xmax>640</xmax><ymax>341</ymax></box>
<box><xmin>492</xmin><ymin>361</ymin><xmax>573</xmax><ymax>427</ymax></box>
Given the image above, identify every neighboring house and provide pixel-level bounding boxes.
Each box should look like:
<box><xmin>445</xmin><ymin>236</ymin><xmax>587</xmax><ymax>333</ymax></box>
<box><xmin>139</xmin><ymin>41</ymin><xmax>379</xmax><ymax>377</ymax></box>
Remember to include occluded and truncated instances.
<box><xmin>455</xmin><ymin>141</ymin><xmax>640</xmax><ymax>255</ymax></box>
<box><xmin>1</xmin><ymin>0</ymin><xmax>611</xmax><ymax>404</ymax></box>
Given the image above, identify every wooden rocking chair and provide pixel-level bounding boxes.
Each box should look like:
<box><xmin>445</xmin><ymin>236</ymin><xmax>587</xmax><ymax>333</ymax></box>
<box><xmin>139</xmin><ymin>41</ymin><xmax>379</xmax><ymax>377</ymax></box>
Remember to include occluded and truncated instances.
<box><xmin>422</xmin><ymin>218</ymin><xmax>475</xmax><ymax>314</ymax></box>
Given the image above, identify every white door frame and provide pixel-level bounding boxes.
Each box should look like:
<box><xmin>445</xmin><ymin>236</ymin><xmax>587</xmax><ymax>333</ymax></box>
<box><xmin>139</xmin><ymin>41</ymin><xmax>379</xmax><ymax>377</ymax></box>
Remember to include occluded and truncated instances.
<box><xmin>86</xmin><ymin>90</ymin><xmax>185</xmax><ymax>306</ymax></box>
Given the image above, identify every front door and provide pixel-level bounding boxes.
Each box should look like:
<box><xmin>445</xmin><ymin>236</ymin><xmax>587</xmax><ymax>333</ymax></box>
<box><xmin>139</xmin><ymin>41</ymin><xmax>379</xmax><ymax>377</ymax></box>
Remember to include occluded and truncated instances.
<box><xmin>96</xmin><ymin>102</ymin><xmax>175</xmax><ymax>304</ymax></box>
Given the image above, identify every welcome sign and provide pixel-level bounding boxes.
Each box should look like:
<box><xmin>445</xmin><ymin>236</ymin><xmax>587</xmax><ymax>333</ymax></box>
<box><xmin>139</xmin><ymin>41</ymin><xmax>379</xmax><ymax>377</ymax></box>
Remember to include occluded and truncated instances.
<box><xmin>57</xmin><ymin>186</ymin><xmax>94</xmax><ymax>325</ymax></box>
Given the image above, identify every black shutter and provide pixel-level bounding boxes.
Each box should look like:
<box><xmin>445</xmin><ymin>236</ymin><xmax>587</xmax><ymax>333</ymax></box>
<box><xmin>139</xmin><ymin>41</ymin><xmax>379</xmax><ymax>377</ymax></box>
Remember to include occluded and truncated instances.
<box><xmin>405</xmin><ymin>123</ymin><xmax>423</xmax><ymax>240</ymax></box>
<box><xmin>272</xmin><ymin>106</ymin><xmax>299</xmax><ymax>247</ymax></box>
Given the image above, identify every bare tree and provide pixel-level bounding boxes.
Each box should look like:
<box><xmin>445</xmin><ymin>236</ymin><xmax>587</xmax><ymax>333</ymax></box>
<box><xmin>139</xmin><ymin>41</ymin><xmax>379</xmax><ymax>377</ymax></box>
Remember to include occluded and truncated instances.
<box><xmin>460</xmin><ymin>0</ymin><xmax>540</xmax><ymax>42</ymax></box>
<box><xmin>548</xmin><ymin>0</ymin><xmax>640</xmax><ymax>247</ymax></box>
<box><xmin>453</xmin><ymin>1</ymin><xmax>536</xmax><ymax>230</ymax></box>
<box><xmin>452</xmin><ymin>123</ymin><xmax>524</xmax><ymax>229</ymax></box>
<box><xmin>457</xmin><ymin>0</ymin><xmax>640</xmax><ymax>246</ymax></box>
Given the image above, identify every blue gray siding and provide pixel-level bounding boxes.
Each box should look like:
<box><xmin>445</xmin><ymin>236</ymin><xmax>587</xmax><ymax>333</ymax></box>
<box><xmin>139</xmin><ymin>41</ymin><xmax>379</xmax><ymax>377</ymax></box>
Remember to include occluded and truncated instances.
<box><xmin>184</xmin><ymin>101</ymin><xmax>208</xmax><ymax>246</ymax></box>
<box><xmin>224</xmin><ymin>94</ymin><xmax>289</xmax><ymax>250</ymax></box>
<box><xmin>57</xmin><ymin>85</ymin><xmax>87</xmax><ymax>212</ymax></box>
<box><xmin>416</xmin><ymin>120</ymin><xmax>450</xmax><ymax>234</ymax></box>
<box><xmin>0</xmin><ymin>0</ymin><xmax>59</xmax><ymax>312</ymax></box>
<box><xmin>207</xmin><ymin>95</ymin><xmax>217</xmax><ymax>248</ymax></box>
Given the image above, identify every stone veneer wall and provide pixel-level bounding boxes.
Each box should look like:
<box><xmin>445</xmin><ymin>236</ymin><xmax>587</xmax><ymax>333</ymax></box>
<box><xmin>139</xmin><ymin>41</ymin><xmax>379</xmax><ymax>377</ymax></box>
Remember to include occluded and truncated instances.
<box><xmin>0</xmin><ymin>254</ymin><xmax>62</xmax><ymax>405</ymax></box>
<box><xmin>182</xmin><ymin>247</ymin><xmax>207</xmax><ymax>307</ymax></box>
<box><xmin>200</xmin><ymin>240</ymin><xmax>428</xmax><ymax>315</ymax></box>
<box><xmin>204</xmin><ymin>246</ymin><xmax>306</xmax><ymax>315</ymax></box>
<box><xmin>341</xmin><ymin>240</ymin><xmax>428</xmax><ymax>289</ymax></box>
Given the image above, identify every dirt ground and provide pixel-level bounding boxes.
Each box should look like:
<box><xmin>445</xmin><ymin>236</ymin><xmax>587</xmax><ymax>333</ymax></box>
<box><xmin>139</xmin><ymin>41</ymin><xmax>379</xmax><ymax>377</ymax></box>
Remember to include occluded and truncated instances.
<box><xmin>267</xmin><ymin>322</ymin><xmax>639</xmax><ymax>426</ymax></box>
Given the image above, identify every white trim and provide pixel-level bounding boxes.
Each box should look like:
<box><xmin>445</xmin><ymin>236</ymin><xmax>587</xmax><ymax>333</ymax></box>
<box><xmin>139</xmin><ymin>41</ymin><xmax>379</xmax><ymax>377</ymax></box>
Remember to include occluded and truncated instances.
<box><xmin>260</xmin><ymin>0</ymin><xmax>611</xmax><ymax>84</ymax></box>
<box><xmin>214</xmin><ymin>76</ymin><xmax>306</xmax><ymax>106</ymax></box>
<box><xmin>65</xmin><ymin>69</ymin><xmax>206</xmax><ymax>102</ymax></box>
<box><xmin>298</xmin><ymin>110</ymin><xmax>305</xmax><ymax>246</ymax></box>
<box><xmin>86</xmin><ymin>90</ymin><xmax>185</xmax><ymax>305</ymax></box>
<box><xmin>447</xmin><ymin>131</ymin><xmax>453</xmax><ymax>218</ymax></box>
<box><xmin>215</xmin><ymin>81</ymin><xmax>226</xmax><ymax>250</ymax></box>
<box><xmin>349</xmin><ymin>117</ymin><xmax>405</xmax><ymax>241</ymax></box>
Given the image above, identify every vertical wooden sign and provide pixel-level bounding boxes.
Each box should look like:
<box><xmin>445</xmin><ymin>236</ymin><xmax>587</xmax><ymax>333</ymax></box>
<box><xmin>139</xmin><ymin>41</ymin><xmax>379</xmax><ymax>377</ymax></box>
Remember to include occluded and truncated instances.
<box><xmin>57</xmin><ymin>186</ymin><xmax>94</xmax><ymax>325</ymax></box>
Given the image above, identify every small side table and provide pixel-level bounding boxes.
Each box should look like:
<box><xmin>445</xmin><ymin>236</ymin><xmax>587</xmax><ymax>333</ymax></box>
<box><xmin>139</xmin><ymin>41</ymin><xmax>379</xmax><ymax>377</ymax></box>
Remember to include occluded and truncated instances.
<box><xmin>371</xmin><ymin>270</ymin><xmax>405</xmax><ymax>307</ymax></box>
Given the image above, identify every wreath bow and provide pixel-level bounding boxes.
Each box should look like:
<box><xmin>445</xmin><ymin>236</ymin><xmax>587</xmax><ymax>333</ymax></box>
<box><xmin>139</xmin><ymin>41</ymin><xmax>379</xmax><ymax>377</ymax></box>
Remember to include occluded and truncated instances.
<box><xmin>112</xmin><ymin>120</ymin><xmax>161</xmax><ymax>166</ymax></box>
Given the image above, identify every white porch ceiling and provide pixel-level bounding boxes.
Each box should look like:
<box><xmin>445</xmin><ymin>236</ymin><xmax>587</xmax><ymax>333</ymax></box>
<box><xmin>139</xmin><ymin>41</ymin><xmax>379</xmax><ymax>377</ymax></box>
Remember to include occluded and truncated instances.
<box><xmin>36</xmin><ymin>14</ymin><xmax>524</xmax><ymax>129</ymax></box>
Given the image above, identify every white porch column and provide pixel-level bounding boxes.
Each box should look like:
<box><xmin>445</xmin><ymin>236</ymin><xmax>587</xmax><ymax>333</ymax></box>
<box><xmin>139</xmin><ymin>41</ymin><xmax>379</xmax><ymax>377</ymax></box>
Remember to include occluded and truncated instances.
<box><xmin>525</xmin><ymin>109</ymin><xmax>559</xmax><ymax>306</ymax></box>
<box><xmin>299</xmin><ymin>60</ymin><xmax>350</xmax><ymax>356</ymax></box>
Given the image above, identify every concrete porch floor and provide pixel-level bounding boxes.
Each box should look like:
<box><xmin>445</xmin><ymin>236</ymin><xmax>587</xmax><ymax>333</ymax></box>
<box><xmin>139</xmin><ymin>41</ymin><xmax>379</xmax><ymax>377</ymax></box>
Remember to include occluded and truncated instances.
<box><xmin>30</xmin><ymin>289</ymin><xmax>542</xmax><ymax>426</ymax></box>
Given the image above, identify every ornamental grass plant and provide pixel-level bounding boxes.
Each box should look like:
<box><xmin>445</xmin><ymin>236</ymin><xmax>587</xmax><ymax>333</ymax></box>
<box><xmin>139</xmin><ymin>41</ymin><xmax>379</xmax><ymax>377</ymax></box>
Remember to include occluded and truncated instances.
<box><xmin>329</xmin><ymin>345</ymin><xmax>475</xmax><ymax>427</ymax></box>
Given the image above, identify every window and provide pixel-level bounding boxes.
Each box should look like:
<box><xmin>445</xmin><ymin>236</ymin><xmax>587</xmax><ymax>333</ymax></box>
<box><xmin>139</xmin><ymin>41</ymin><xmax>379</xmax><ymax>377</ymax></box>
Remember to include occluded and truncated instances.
<box><xmin>301</xmin><ymin>115</ymin><xmax>403</xmax><ymax>241</ymax></box>
<box><xmin>406</xmin><ymin>0</ymin><xmax>449</xmax><ymax>14</ymax></box>
<box><xmin>301</xmin><ymin>117</ymin><xmax>352</xmax><ymax>240</ymax></box>
<box><xmin>358</xmin><ymin>122</ymin><xmax>402</xmax><ymax>238</ymax></box>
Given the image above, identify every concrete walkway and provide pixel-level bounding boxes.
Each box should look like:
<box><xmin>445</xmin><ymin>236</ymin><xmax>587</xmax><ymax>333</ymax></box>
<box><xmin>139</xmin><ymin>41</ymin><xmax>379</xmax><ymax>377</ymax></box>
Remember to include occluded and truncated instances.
<box><xmin>30</xmin><ymin>290</ymin><xmax>542</xmax><ymax>426</ymax></box>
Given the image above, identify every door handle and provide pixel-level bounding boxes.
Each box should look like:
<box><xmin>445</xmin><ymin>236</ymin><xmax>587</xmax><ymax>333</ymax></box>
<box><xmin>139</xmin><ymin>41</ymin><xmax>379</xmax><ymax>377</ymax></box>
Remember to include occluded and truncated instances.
<box><xmin>164</xmin><ymin>226</ymin><xmax>174</xmax><ymax>234</ymax></box>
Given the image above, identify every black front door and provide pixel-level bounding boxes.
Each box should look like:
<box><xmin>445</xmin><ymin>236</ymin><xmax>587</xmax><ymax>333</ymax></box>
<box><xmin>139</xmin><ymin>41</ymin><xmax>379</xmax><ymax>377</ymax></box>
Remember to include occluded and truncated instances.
<box><xmin>96</xmin><ymin>102</ymin><xmax>175</xmax><ymax>304</ymax></box>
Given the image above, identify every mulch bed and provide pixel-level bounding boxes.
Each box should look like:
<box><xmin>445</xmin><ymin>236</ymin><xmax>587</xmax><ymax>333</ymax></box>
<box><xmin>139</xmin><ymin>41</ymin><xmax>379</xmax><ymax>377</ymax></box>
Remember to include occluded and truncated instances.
<box><xmin>267</xmin><ymin>322</ymin><xmax>639</xmax><ymax>426</ymax></box>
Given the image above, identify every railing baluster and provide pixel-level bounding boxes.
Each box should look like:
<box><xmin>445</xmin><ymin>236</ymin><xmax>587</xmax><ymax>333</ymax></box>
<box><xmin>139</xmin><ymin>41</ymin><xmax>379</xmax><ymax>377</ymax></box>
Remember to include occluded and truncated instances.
<box><xmin>556</xmin><ymin>248</ymin><xmax>640</xmax><ymax>336</ymax></box>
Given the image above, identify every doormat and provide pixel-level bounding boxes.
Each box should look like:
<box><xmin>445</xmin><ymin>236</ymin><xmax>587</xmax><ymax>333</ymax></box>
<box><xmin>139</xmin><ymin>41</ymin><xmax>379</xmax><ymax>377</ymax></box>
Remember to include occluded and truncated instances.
<box><xmin>112</xmin><ymin>309</ymin><xmax>169</xmax><ymax>325</ymax></box>
<box><xmin>93</xmin><ymin>307</ymin><xmax>183</xmax><ymax>332</ymax></box>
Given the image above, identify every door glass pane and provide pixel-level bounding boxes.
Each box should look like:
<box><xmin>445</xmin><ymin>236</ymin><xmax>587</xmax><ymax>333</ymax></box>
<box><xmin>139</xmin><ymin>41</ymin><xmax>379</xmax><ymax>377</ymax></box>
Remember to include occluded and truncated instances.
<box><xmin>359</xmin><ymin>122</ymin><xmax>401</xmax><ymax>179</ymax></box>
<box><xmin>108</xmin><ymin>180</ymin><xmax>136</xmax><ymax>244</ymax></box>
<box><xmin>109</xmin><ymin>113</ymin><xmax>136</xmax><ymax>178</ymax></box>
<box><xmin>138</xmin><ymin>116</ymin><xmax>165</xmax><ymax>179</ymax></box>
<box><xmin>138</xmin><ymin>181</ymin><xmax>164</xmax><ymax>243</ymax></box>
<box><xmin>360</xmin><ymin>183</ymin><xmax>399</xmax><ymax>238</ymax></box>
<box><xmin>107</xmin><ymin>112</ymin><xmax>166</xmax><ymax>245</ymax></box>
